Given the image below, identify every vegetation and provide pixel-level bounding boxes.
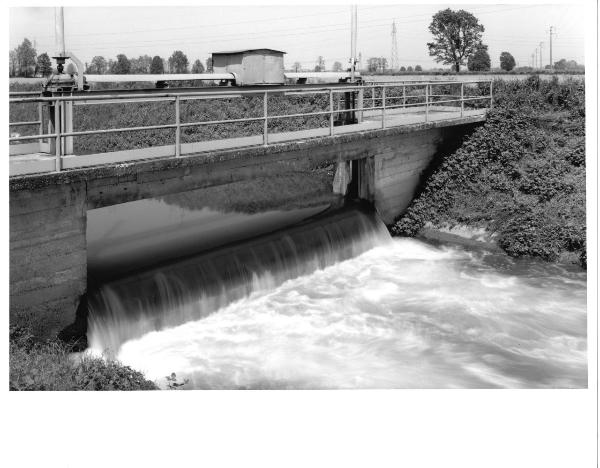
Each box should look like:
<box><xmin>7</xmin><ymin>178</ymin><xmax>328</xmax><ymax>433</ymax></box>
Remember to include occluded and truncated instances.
<box><xmin>9</xmin><ymin>326</ymin><xmax>158</xmax><ymax>390</ymax></box>
<box><xmin>467</xmin><ymin>44</ymin><xmax>491</xmax><ymax>72</ymax></box>
<box><xmin>500</xmin><ymin>52</ymin><xmax>516</xmax><ymax>72</ymax></box>
<box><xmin>391</xmin><ymin>76</ymin><xmax>586</xmax><ymax>267</ymax></box>
<box><xmin>427</xmin><ymin>8</ymin><xmax>485</xmax><ymax>72</ymax></box>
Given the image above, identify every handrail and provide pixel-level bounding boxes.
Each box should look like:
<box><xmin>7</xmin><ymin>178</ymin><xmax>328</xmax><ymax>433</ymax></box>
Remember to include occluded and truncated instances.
<box><xmin>9</xmin><ymin>80</ymin><xmax>493</xmax><ymax>173</ymax></box>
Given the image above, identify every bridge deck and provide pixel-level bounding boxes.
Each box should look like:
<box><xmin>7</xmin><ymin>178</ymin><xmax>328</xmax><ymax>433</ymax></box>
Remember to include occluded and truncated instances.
<box><xmin>9</xmin><ymin>106</ymin><xmax>486</xmax><ymax>177</ymax></box>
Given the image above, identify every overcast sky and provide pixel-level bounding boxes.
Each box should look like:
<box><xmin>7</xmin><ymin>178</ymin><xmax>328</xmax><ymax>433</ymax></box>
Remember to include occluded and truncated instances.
<box><xmin>9</xmin><ymin>2</ymin><xmax>587</xmax><ymax>70</ymax></box>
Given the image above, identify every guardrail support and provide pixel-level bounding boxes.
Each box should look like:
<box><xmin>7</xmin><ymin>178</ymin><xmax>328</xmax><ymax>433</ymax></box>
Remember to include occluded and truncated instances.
<box><xmin>329</xmin><ymin>89</ymin><xmax>334</xmax><ymax>136</ymax></box>
<box><xmin>263</xmin><ymin>91</ymin><xmax>268</xmax><ymax>146</ymax></box>
<box><xmin>381</xmin><ymin>86</ymin><xmax>386</xmax><ymax>129</ymax></box>
<box><xmin>425</xmin><ymin>84</ymin><xmax>429</xmax><ymax>122</ymax></box>
<box><xmin>54</xmin><ymin>101</ymin><xmax>62</xmax><ymax>172</ymax></box>
<box><xmin>175</xmin><ymin>96</ymin><xmax>181</xmax><ymax>157</ymax></box>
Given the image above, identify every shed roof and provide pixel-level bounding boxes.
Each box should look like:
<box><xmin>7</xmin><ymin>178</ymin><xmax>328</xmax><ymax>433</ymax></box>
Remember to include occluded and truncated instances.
<box><xmin>212</xmin><ymin>48</ymin><xmax>287</xmax><ymax>55</ymax></box>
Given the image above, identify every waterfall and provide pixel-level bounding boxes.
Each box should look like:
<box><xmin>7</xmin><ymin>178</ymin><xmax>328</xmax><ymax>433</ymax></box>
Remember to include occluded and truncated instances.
<box><xmin>87</xmin><ymin>206</ymin><xmax>391</xmax><ymax>355</ymax></box>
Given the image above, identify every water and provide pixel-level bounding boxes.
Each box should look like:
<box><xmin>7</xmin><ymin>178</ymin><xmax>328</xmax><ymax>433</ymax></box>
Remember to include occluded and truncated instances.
<box><xmin>87</xmin><ymin>207</ymin><xmax>587</xmax><ymax>389</ymax></box>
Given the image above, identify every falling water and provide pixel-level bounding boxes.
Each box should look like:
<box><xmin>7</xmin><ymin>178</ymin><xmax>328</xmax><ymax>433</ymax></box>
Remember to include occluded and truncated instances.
<box><xmin>87</xmin><ymin>203</ymin><xmax>586</xmax><ymax>389</ymax></box>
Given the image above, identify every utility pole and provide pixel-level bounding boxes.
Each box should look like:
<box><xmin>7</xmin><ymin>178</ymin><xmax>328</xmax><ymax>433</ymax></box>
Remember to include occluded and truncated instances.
<box><xmin>350</xmin><ymin>5</ymin><xmax>357</xmax><ymax>82</ymax></box>
<box><xmin>534</xmin><ymin>48</ymin><xmax>538</xmax><ymax>69</ymax></box>
<box><xmin>539</xmin><ymin>42</ymin><xmax>544</xmax><ymax>69</ymax></box>
<box><xmin>391</xmin><ymin>21</ymin><xmax>399</xmax><ymax>71</ymax></box>
<box><xmin>549</xmin><ymin>26</ymin><xmax>554</xmax><ymax>71</ymax></box>
<box><xmin>531</xmin><ymin>53</ymin><xmax>534</xmax><ymax>68</ymax></box>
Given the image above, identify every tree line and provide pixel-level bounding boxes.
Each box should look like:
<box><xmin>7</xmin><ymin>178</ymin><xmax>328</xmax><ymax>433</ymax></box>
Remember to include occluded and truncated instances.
<box><xmin>9</xmin><ymin>38</ymin><xmax>212</xmax><ymax>77</ymax></box>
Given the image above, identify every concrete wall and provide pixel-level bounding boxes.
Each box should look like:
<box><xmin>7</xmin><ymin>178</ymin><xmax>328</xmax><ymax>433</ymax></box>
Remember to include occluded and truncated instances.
<box><xmin>9</xmin><ymin>115</ymin><xmax>483</xmax><ymax>338</ymax></box>
<box><xmin>10</xmin><ymin>182</ymin><xmax>87</xmax><ymax>338</ymax></box>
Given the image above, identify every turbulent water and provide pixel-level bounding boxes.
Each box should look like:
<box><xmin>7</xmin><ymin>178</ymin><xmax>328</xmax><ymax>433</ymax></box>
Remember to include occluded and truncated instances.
<box><xmin>87</xmin><ymin>208</ymin><xmax>587</xmax><ymax>389</ymax></box>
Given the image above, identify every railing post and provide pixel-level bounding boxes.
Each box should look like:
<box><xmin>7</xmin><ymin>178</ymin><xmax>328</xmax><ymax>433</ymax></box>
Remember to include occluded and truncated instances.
<box><xmin>381</xmin><ymin>85</ymin><xmax>386</xmax><ymax>129</ymax></box>
<box><xmin>175</xmin><ymin>96</ymin><xmax>181</xmax><ymax>157</ymax></box>
<box><xmin>263</xmin><ymin>91</ymin><xmax>268</xmax><ymax>146</ymax></box>
<box><xmin>461</xmin><ymin>82</ymin><xmax>464</xmax><ymax>117</ymax></box>
<box><xmin>329</xmin><ymin>89</ymin><xmax>334</xmax><ymax>136</ymax></box>
<box><xmin>425</xmin><ymin>83</ymin><xmax>429</xmax><ymax>122</ymax></box>
<box><xmin>38</xmin><ymin>102</ymin><xmax>44</xmax><ymax>145</ymax></box>
<box><xmin>54</xmin><ymin>101</ymin><xmax>62</xmax><ymax>172</ymax></box>
<box><xmin>490</xmin><ymin>80</ymin><xmax>494</xmax><ymax>109</ymax></box>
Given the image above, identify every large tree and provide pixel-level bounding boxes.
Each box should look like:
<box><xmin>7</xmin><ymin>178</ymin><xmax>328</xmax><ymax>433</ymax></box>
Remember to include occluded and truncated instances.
<box><xmin>130</xmin><ymin>55</ymin><xmax>152</xmax><ymax>74</ymax></box>
<box><xmin>205</xmin><ymin>57</ymin><xmax>213</xmax><ymax>73</ymax></box>
<box><xmin>499</xmin><ymin>51</ymin><xmax>516</xmax><ymax>71</ymax></box>
<box><xmin>427</xmin><ymin>9</ymin><xmax>485</xmax><ymax>72</ymax></box>
<box><xmin>150</xmin><ymin>55</ymin><xmax>164</xmax><ymax>74</ymax></box>
<box><xmin>467</xmin><ymin>44</ymin><xmax>491</xmax><ymax>71</ymax></box>
<box><xmin>16</xmin><ymin>38</ymin><xmax>37</xmax><ymax>77</ymax></box>
<box><xmin>332</xmin><ymin>61</ymin><xmax>343</xmax><ymax>72</ymax></box>
<box><xmin>191</xmin><ymin>59</ymin><xmax>205</xmax><ymax>74</ymax></box>
<box><xmin>36</xmin><ymin>53</ymin><xmax>53</xmax><ymax>76</ymax></box>
<box><xmin>87</xmin><ymin>56</ymin><xmax>107</xmax><ymax>74</ymax></box>
<box><xmin>111</xmin><ymin>54</ymin><xmax>131</xmax><ymax>74</ymax></box>
<box><xmin>168</xmin><ymin>50</ymin><xmax>189</xmax><ymax>74</ymax></box>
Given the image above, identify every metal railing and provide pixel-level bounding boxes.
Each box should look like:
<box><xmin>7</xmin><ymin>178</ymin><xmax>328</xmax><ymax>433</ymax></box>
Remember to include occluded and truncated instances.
<box><xmin>9</xmin><ymin>80</ymin><xmax>493</xmax><ymax>173</ymax></box>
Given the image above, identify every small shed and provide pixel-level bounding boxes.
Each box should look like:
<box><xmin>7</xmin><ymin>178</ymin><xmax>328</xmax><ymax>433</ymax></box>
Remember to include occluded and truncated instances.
<box><xmin>211</xmin><ymin>48</ymin><xmax>286</xmax><ymax>86</ymax></box>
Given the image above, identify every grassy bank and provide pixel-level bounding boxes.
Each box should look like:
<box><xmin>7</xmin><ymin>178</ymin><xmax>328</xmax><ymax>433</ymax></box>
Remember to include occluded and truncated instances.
<box><xmin>9</xmin><ymin>327</ymin><xmax>158</xmax><ymax>390</ymax></box>
<box><xmin>391</xmin><ymin>76</ymin><xmax>586</xmax><ymax>268</ymax></box>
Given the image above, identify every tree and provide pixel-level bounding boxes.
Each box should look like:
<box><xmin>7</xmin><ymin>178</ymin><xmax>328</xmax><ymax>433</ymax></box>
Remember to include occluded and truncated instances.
<box><xmin>9</xmin><ymin>50</ymin><xmax>18</xmax><ymax>77</ymax></box>
<box><xmin>168</xmin><ymin>50</ymin><xmax>189</xmax><ymax>74</ymax></box>
<box><xmin>467</xmin><ymin>44</ymin><xmax>490</xmax><ymax>71</ymax></box>
<box><xmin>292</xmin><ymin>62</ymin><xmax>301</xmax><ymax>72</ymax></box>
<box><xmin>191</xmin><ymin>59</ymin><xmax>205</xmax><ymax>74</ymax></box>
<box><xmin>399</xmin><ymin>66</ymin><xmax>406</xmax><ymax>72</ymax></box>
<box><xmin>111</xmin><ymin>54</ymin><xmax>131</xmax><ymax>74</ymax></box>
<box><xmin>315</xmin><ymin>56</ymin><xmax>325</xmax><ymax>72</ymax></box>
<box><xmin>16</xmin><ymin>38</ymin><xmax>37</xmax><ymax>77</ymax></box>
<box><xmin>150</xmin><ymin>56</ymin><xmax>164</xmax><ymax>74</ymax></box>
<box><xmin>427</xmin><ymin>8</ymin><xmax>485</xmax><ymax>72</ymax></box>
<box><xmin>367</xmin><ymin>57</ymin><xmax>387</xmax><ymax>73</ymax></box>
<box><xmin>407</xmin><ymin>66</ymin><xmax>414</xmax><ymax>72</ymax></box>
<box><xmin>415</xmin><ymin>65</ymin><xmax>423</xmax><ymax>71</ymax></box>
<box><xmin>66</xmin><ymin>63</ymin><xmax>77</xmax><ymax>75</ymax></box>
<box><xmin>206</xmin><ymin>57</ymin><xmax>213</xmax><ymax>73</ymax></box>
<box><xmin>130</xmin><ymin>55</ymin><xmax>152</xmax><ymax>74</ymax></box>
<box><xmin>87</xmin><ymin>56</ymin><xmax>107</xmax><ymax>74</ymax></box>
<box><xmin>499</xmin><ymin>51</ymin><xmax>516</xmax><ymax>71</ymax></box>
<box><xmin>332</xmin><ymin>61</ymin><xmax>343</xmax><ymax>72</ymax></box>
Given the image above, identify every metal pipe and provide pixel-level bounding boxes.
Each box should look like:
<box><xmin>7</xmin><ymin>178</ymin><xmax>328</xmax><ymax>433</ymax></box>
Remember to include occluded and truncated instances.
<box><xmin>54</xmin><ymin>102</ymin><xmax>62</xmax><ymax>172</ymax></box>
<box><xmin>263</xmin><ymin>91</ymin><xmax>268</xmax><ymax>146</ymax></box>
<box><xmin>38</xmin><ymin>102</ymin><xmax>44</xmax><ymax>145</ymax></box>
<box><xmin>350</xmin><ymin>5</ymin><xmax>357</xmax><ymax>83</ymax></box>
<box><xmin>381</xmin><ymin>85</ymin><xmax>386</xmax><ymax>129</ymax></box>
<box><xmin>83</xmin><ymin>73</ymin><xmax>236</xmax><ymax>83</ymax></box>
<box><xmin>329</xmin><ymin>89</ymin><xmax>334</xmax><ymax>136</ymax></box>
<box><xmin>55</xmin><ymin>7</ymin><xmax>65</xmax><ymax>57</ymax></box>
<box><xmin>425</xmin><ymin>84</ymin><xmax>429</xmax><ymax>122</ymax></box>
<box><xmin>175</xmin><ymin>96</ymin><xmax>181</xmax><ymax>157</ymax></box>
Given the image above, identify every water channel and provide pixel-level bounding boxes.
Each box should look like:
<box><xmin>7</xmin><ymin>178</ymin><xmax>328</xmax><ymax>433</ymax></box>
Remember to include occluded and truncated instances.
<box><xmin>86</xmin><ymin>191</ymin><xmax>587</xmax><ymax>389</ymax></box>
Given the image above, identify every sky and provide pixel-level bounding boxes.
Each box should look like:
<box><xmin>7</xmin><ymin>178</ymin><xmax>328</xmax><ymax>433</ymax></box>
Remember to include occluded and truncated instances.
<box><xmin>8</xmin><ymin>2</ymin><xmax>587</xmax><ymax>71</ymax></box>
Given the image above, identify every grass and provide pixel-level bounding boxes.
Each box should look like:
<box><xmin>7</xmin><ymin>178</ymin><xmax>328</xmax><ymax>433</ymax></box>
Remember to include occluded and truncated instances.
<box><xmin>9</xmin><ymin>326</ymin><xmax>158</xmax><ymax>391</ymax></box>
<box><xmin>391</xmin><ymin>76</ymin><xmax>586</xmax><ymax>267</ymax></box>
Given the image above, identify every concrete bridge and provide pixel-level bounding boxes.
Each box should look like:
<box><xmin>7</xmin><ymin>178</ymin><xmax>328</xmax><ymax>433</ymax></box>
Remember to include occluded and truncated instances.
<box><xmin>9</xmin><ymin>81</ymin><xmax>489</xmax><ymax>338</ymax></box>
